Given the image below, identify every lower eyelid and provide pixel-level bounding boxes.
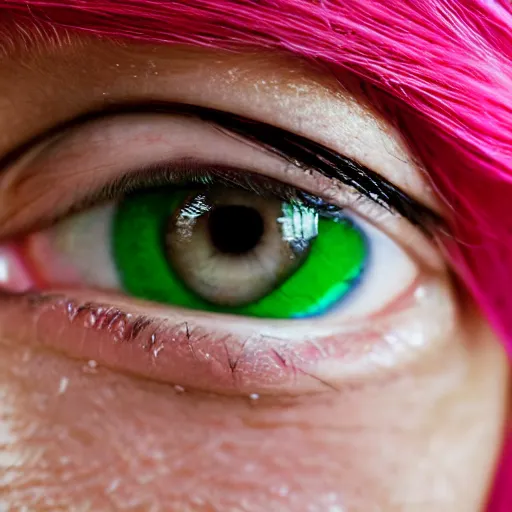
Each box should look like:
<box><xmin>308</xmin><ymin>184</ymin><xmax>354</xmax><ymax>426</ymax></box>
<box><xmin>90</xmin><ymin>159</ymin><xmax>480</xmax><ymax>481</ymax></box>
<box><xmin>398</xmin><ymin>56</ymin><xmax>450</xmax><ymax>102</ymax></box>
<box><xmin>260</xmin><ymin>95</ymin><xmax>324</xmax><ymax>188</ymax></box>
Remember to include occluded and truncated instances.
<box><xmin>0</xmin><ymin>278</ymin><xmax>454</xmax><ymax>396</ymax></box>
<box><xmin>0</xmin><ymin>292</ymin><xmax>323</xmax><ymax>395</ymax></box>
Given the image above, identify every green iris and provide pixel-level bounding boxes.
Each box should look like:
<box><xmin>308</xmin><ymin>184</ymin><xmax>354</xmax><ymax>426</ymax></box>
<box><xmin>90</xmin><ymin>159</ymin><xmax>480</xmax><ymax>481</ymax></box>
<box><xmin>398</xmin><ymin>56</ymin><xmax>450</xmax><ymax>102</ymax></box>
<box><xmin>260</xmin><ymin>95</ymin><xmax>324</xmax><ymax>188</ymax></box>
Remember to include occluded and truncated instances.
<box><xmin>112</xmin><ymin>187</ymin><xmax>367</xmax><ymax>319</ymax></box>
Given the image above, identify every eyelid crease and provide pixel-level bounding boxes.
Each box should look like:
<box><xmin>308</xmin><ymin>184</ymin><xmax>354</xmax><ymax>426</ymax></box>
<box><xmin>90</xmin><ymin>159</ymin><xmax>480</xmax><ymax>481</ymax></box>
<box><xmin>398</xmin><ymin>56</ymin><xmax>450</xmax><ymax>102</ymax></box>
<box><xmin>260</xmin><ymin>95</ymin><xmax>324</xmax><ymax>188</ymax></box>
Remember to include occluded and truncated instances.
<box><xmin>67</xmin><ymin>162</ymin><xmax>342</xmax><ymax>223</ymax></box>
<box><xmin>0</xmin><ymin>101</ymin><xmax>441</xmax><ymax>231</ymax></box>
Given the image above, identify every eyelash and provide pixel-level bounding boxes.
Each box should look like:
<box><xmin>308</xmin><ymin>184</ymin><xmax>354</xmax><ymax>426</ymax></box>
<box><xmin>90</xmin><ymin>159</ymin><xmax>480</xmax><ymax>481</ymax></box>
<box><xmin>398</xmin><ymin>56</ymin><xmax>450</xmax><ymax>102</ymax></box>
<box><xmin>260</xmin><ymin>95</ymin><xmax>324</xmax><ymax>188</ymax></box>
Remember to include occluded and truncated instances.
<box><xmin>11</xmin><ymin>160</ymin><xmax>350</xmax><ymax>243</ymax></box>
<box><xmin>8</xmin><ymin>290</ymin><xmax>342</xmax><ymax>394</ymax></box>
<box><xmin>80</xmin><ymin>162</ymin><xmax>341</xmax><ymax>218</ymax></box>
<box><xmin>22</xmin><ymin>292</ymin><xmax>178</xmax><ymax>346</ymax></box>
<box><xmin>0</xmin><ymin>103</ymin><xmax>438</xmax><ymax>235</ymax></box>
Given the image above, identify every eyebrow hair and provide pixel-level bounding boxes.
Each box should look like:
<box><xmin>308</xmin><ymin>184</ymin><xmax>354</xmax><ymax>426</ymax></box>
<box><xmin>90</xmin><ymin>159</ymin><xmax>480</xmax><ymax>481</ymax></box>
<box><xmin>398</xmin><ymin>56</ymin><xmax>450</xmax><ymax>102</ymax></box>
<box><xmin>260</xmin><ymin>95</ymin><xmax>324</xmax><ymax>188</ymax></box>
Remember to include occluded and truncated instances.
<box><xmin>0</xmin><ymin>101</ymin><xmax>438</xmax><ymax>228</ymax></box>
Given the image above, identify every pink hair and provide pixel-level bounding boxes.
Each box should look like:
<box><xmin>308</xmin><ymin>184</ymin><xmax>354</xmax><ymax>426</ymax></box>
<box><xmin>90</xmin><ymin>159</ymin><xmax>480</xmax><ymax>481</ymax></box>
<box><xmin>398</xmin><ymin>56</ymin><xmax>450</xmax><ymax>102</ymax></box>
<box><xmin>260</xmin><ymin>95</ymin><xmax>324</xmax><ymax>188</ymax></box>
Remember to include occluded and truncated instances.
<box><xmin>1</xmin><ymin>1</ymin><xmax>511</xmax><ymax>509</ymax></box>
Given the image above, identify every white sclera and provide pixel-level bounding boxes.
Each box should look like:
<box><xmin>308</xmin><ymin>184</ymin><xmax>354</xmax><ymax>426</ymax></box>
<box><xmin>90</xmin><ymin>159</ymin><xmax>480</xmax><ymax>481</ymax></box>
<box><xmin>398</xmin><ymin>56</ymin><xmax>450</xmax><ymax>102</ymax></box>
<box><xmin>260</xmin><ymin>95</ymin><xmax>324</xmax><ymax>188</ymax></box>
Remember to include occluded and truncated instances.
<box><xmin>50</xmin><ymin>203</ymin><xmax>121</xmax><ymax>289</ymax></box>
<box><xmin>329</xmin><ymin>215</ymin><xmax>418</xmax><ymax>320</ymax></box>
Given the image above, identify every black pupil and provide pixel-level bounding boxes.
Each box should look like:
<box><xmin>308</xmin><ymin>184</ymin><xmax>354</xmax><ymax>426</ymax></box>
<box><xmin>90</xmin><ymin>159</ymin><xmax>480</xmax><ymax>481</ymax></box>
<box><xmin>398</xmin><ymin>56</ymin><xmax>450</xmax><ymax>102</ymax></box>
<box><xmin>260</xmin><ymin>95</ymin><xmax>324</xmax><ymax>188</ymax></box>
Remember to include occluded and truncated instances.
<box><xmin>208</xmin><ymin>205</ymin><xmax>264</xmax><ymax>254</ymax></box>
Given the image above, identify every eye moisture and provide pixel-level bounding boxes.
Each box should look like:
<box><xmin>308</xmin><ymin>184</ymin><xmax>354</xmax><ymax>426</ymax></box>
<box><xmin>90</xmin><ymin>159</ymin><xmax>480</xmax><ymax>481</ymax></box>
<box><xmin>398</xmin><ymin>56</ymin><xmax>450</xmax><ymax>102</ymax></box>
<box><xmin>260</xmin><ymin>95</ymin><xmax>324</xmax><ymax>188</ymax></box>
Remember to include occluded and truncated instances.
<box><xmin>112</xmin><ymin>186</ymin><xmax>368</xmax><ymax>318</ymax></box>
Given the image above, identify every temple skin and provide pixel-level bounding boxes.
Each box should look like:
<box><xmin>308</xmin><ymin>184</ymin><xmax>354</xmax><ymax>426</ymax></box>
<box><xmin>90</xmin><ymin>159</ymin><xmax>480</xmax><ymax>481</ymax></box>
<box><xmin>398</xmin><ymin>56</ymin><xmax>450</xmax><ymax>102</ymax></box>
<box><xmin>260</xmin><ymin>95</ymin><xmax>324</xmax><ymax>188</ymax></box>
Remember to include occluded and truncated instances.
<box><xmin>0</xmin><ymin>40</ymin><xmax>509</xmax><ymax>512</ymax></box>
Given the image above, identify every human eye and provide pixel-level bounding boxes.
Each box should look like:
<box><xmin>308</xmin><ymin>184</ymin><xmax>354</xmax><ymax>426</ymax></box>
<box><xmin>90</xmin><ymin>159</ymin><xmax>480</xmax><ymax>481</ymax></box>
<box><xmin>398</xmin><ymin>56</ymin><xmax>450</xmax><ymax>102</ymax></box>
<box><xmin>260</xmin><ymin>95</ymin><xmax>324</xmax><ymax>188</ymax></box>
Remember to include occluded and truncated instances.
<box><xmin>0</xmin><ymin>105</ymin><xmax>446</xmax><ymax>396</ymax></box>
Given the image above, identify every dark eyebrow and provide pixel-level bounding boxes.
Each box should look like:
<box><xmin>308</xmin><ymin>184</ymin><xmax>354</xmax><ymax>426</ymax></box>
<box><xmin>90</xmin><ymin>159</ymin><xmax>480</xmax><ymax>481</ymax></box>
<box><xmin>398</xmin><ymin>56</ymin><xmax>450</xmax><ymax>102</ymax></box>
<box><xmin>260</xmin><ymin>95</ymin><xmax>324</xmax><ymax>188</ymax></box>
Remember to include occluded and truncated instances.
<box><xmin>0</xmin><ymin>101</ymin><xmax>439</xmax><ymax>228</ymax></box>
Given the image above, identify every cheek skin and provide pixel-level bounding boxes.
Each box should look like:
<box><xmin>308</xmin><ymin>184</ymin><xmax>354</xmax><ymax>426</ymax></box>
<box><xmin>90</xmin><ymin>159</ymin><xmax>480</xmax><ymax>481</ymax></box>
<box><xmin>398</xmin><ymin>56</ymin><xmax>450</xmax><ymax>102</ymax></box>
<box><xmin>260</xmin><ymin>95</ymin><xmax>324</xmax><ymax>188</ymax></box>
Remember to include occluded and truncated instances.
<box><xmin>0</xmin><ymin>312</ymin><xmax>508</xmax><ymax>512</ymax></box>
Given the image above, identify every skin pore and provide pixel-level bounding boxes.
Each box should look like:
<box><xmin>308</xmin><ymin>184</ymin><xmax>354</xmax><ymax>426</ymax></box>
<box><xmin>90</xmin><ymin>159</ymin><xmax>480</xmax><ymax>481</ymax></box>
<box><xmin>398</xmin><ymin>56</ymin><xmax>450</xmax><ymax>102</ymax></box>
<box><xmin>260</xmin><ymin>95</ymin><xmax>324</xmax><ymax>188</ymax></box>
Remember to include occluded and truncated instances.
<box><xmin>0</xmin><ymin>38</ymin><xmax>509</xmax><ymax>511</ymax></box>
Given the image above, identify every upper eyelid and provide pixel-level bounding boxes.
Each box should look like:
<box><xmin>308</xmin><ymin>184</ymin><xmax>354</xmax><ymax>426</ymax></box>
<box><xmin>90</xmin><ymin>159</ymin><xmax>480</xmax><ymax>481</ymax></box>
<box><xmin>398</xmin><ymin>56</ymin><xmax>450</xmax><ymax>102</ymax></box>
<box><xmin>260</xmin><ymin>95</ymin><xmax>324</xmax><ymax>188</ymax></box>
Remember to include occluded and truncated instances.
<box><xmin>0</xmin><ymin>101</ymin><xmax>441</xmax><ymax>230</ymax></box>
